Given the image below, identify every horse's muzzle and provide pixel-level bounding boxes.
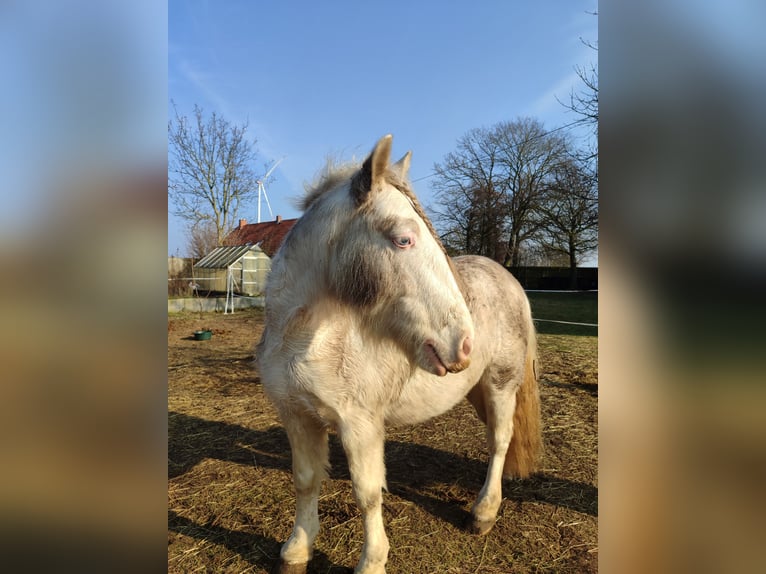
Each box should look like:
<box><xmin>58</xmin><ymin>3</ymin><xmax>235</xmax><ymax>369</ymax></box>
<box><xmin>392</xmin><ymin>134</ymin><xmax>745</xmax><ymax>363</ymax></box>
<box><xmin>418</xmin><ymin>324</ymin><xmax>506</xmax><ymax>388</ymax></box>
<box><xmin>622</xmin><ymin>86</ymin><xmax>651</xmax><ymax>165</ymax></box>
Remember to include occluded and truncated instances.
<box><xmin>424</xmin><ymin>335</ymin><xmax>472</xmax><ymax>376</ymax></box>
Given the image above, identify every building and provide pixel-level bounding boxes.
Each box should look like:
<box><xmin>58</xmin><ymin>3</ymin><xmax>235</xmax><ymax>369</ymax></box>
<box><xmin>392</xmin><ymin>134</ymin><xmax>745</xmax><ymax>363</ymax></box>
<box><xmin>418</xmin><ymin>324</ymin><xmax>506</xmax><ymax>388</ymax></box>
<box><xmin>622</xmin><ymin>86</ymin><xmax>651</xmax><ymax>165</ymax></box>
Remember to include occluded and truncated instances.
<box><xmin>224</xmin><ymin>215</ymin><xmax>298</xmax><ymax>257</ymax></box>
<box><xmin>193</xmin><ymin>244</ymin><xmax>271</xmax><ymax>296</ymax></box>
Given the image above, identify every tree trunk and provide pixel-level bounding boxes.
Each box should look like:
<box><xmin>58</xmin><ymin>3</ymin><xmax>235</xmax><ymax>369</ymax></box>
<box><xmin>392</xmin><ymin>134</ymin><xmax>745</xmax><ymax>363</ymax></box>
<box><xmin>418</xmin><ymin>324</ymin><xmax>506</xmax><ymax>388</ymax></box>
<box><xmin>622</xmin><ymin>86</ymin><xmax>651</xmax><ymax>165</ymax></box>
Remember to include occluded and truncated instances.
<box><xmin>568</xmin><ymin>240</ymin><xmax>578</xmax><ymax>290</ymax></box>
<box><xmin>503</xmin><ymin>233</ymin><xmax>519</xmax><ymax>268</ymax></box>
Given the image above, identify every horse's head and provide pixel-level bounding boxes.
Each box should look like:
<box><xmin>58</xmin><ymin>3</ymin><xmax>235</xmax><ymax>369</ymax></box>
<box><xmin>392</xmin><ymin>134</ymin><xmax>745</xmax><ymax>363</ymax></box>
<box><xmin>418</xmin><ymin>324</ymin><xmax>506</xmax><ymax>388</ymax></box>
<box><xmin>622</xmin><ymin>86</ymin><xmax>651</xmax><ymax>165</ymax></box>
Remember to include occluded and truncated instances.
<box><xmin>323</xmin><ymin>135</ymin><xmax>474</xmax><ymax>376</ymax></box>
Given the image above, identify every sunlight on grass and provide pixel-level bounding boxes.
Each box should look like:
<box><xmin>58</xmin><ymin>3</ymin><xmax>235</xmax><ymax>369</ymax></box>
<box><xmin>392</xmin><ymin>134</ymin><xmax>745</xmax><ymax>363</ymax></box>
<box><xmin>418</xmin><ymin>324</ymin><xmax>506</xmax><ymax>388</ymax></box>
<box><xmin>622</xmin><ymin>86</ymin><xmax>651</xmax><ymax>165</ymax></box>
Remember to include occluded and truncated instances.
<box><xmin>527</xmin><ymin>292</ymin><xmax>598</xmax><ymax>337</ymax></box>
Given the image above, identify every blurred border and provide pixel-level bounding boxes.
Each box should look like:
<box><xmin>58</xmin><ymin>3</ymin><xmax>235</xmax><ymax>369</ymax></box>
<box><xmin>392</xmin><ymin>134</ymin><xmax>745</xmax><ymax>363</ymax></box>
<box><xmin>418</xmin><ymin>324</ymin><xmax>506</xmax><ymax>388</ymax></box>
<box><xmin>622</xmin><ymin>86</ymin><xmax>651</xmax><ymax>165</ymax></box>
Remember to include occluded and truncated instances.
<box><xmin>601</xmin><ymin>2</ymin><xmax>766</xmax><ymax>572</ymax></box>
<box><xmin>0</xmin><ymin>1</ymin><xmax>167</xmax><ymax>570</ymax></box>
<box><xmin>2</xmin><ymin>1</ymin><xmax>765</xmax><ymax>572</ymax></box>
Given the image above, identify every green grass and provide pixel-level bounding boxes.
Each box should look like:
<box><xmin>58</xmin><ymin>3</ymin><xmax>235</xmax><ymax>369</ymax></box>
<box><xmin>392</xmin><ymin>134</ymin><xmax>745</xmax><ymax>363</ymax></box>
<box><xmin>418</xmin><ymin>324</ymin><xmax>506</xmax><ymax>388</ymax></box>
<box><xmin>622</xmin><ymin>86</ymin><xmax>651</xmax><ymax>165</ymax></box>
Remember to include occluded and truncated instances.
<box><xmin>526</xmin><ymin>291</ymin><xmax>598</xmax><ymax>337</ymax></box>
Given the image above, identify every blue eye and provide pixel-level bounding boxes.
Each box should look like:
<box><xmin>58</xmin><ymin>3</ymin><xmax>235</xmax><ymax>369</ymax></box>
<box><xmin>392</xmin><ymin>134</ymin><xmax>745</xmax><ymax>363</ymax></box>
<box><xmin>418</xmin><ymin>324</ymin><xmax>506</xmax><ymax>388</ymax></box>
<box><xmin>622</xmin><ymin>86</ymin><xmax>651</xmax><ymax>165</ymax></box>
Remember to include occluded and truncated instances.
<box><xmin>392</xmin><ymin>235</ymin><xmax>414</xmax><ymax>248</ymax></box>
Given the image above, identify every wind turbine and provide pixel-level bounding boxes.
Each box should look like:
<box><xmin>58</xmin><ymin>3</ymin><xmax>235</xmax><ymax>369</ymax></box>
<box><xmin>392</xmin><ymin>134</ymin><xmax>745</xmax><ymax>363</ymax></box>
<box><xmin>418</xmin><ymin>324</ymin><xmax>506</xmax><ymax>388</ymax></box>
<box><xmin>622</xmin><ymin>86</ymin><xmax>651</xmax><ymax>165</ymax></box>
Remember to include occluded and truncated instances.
<box><xmin>256</xmin><ymin>157</ymin><xmax>285</xmax><ymax>223</ymax></box>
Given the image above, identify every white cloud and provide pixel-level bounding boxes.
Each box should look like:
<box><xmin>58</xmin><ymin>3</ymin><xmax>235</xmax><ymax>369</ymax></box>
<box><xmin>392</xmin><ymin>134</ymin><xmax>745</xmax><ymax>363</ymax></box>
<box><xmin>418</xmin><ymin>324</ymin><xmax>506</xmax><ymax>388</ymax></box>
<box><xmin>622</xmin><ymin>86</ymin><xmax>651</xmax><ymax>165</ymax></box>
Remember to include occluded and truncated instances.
<box><xmin>176</xmin><ymin>58</ymin><xmax>234</xmax><ymax>119</ymax></box>
<box><xmin>526</xmin><ymin>68</ymin><xmax>582</xmax><ymax>119</ymax></box>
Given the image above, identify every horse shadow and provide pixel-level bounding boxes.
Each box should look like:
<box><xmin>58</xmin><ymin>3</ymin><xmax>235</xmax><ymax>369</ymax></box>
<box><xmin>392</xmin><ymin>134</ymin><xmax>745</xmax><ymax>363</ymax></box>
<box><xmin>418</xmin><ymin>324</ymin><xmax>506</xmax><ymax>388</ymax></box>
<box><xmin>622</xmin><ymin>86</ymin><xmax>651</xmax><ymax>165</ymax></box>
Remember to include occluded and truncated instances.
<box><xmin>168</xmin><ymin>411</ymin><xmax>291</xmax><ymax>478</ymax></box>
<box><xmin>168</xmin><ymin>509</ymin><xmax>352</xmax><ymax>574</ymax></box>
<box><xmin>382</xmin><ymin>439</ymin><xmax>596</xmax><ymax>529</ymax></box>
<box><xmin>544</xmin><ymin>379</ymin><xmax>598</xmax><ymax>397</ymax></box>
<box><xmin>169</xmin><ymin>411</ymin><xmax>597</xmax><ymax>533</ymax></box>
<box><xmin>169</xmin><ymin>412</ymin><xmax>352</xmax><ymax>572</ymax></box>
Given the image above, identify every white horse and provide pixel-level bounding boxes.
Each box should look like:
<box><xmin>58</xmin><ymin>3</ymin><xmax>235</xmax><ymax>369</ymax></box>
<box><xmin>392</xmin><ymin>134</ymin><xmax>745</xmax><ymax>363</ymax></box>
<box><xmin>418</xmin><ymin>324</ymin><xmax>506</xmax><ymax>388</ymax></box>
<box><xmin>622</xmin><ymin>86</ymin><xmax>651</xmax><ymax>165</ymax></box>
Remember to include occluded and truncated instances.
<box><xmin>257</xmin><ymin>135</ymin><xmax>541</xmax><ymax>574</ymax></box>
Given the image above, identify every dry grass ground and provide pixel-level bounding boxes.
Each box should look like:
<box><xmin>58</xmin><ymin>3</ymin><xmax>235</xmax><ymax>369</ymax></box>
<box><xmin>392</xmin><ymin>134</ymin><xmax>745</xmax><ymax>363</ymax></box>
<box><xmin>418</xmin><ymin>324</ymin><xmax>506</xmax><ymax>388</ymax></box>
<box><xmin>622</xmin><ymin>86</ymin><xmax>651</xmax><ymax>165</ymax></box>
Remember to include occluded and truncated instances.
<box><xmin>168</xmin><ymin>308</ymin><xmax>597</xmax><ymax>573</ymax></box>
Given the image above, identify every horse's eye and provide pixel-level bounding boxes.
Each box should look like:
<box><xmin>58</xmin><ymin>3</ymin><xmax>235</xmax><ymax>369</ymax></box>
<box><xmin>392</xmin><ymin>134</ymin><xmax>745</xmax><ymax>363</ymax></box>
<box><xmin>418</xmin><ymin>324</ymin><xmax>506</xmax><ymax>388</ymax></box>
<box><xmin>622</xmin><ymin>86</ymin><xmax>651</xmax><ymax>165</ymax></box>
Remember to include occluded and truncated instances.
<box><xmin>392</xmin><ymin>235</ymin><xmax>414</xmax><ymax>248</ymax></box>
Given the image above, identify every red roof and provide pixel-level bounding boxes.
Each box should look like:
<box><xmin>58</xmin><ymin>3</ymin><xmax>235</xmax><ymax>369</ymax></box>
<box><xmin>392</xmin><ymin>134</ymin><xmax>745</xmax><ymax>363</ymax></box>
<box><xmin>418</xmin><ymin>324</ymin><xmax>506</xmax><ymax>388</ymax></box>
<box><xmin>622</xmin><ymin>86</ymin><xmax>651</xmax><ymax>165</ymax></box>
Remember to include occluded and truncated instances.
<box><xmin>224</xmin><ymin>216</ymin><xmax>298</xmax><ymax>257</ymax></box>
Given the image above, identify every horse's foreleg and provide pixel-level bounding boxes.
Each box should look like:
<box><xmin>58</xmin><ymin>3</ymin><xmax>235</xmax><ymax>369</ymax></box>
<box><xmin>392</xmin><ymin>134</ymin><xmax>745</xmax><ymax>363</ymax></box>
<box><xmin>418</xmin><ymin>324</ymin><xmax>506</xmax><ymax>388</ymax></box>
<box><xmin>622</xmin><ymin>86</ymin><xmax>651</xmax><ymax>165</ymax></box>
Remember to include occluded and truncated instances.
<box><xmin>339</xmin><ymin>417</ymin><xmax>389</xmax><ymax>574</ymax></box>
<box><xmin>470</xmin><ymin>389</ymin><xmax>518</xmax><ymax>535</ymax></box>
<box><xmin>278</xmin><ymin>414</ymin><xmax>329</xmax><ymax>572</ymax></box>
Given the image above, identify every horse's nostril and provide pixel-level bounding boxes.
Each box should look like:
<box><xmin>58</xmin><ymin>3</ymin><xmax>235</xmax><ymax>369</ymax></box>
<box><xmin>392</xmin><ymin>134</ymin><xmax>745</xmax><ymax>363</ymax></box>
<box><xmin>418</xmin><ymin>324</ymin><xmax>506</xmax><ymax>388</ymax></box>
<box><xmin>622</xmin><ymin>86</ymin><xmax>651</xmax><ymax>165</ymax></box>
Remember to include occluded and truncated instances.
<box><xmin>462</xmin><ymin>336</ymin><xmax>473</xmax><ymax>358</ymax></box>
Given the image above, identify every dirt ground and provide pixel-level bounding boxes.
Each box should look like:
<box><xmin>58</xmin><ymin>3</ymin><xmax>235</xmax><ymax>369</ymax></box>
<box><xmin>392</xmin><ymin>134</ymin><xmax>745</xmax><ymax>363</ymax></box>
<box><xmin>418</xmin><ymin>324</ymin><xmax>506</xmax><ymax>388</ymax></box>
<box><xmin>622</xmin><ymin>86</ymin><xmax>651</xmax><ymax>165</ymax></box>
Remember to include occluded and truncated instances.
<box><xmin>168</xmin><ymin>308</ymin><xmax>597</xmax><ymax>573</ymax></box>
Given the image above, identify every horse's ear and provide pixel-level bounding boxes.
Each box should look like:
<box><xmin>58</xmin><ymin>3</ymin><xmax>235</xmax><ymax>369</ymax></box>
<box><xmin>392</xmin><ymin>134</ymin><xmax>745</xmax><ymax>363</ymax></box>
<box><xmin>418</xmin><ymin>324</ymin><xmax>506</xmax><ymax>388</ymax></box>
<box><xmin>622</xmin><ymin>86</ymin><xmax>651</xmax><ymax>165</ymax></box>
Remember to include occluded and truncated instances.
<box><xmin>370</xmin><ymin>134</ymin><xmax>392</xmax><ymax>184</ymax></box>
<box><xmin>352</xmin><ymin>134</ymin><xmax>393</xmax><ymax>205</ymax></box>
<box><xmin>392</xmin><ymin>151</ymin><xmax>412</xmax><ymax>180</ymax></box>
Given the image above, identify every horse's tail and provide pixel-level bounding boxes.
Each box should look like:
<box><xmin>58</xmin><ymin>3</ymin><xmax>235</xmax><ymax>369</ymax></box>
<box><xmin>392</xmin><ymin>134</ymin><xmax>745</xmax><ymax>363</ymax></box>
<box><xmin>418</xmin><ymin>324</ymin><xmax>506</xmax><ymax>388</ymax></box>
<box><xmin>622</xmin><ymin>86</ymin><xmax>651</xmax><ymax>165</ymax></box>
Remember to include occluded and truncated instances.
<box><xmin>503</xmin><ymin>312</ymin><xmax>542</xmax><ymax>479</ymax></box>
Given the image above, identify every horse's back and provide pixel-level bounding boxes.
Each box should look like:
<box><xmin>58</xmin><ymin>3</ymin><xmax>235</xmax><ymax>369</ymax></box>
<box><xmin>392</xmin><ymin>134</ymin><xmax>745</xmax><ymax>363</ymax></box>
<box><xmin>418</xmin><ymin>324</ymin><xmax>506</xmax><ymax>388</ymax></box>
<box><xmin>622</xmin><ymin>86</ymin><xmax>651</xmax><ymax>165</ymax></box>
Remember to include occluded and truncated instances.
<box><xmin>454</xmin><ymin>253</ymin><xmax>524</xmax><ymax>287</ymax></box>
<box><xmin>452</xmin><ymin>255</ymin><xmax>533</xmax><ymax>371</ymax></box>
<box><xmin>452</xmin><ymin>255</ymin><xmax>530</xmax><ymax>328</ymax></box>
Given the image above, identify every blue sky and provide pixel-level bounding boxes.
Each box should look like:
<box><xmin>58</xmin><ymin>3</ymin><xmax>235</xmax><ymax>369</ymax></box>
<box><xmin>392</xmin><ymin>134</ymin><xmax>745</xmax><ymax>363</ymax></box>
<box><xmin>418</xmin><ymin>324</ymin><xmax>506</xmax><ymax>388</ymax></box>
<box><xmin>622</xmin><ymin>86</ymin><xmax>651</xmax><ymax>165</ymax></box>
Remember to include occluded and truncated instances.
<box><xmin>169</xmin><ymin>0</ymin><xmax>598</xmax><ymax>259</ymax></box>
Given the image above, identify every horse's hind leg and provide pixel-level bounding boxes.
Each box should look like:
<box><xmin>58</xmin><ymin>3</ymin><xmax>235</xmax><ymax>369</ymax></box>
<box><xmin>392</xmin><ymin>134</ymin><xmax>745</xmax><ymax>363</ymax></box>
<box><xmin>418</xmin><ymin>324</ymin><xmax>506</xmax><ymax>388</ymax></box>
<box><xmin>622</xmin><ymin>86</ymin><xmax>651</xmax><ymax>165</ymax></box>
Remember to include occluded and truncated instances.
<box><xmin>278</xmin><ymin>413</ymin><xmax>329</xmax><ymax>573</ymax></box>
<box><xmin>468</xmin><ymin>380</ymin><xmax>518</xmax><ymax>535</ymax></box>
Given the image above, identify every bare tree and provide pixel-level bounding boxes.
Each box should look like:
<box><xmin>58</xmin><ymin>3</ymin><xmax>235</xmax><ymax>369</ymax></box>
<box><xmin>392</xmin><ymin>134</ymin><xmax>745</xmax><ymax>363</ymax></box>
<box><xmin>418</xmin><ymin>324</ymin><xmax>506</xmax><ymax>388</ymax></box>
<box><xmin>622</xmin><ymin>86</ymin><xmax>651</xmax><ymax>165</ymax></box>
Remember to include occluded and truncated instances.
<box><xmin>169</xmin><ymin>103</ymin><xmax>261</xmax><ymax>246</ymax></box>
<box><xmin>430</xmin><ymin>127</ymin><xmax>508</xmax><ymax>261</ymax></box>
<box><xmin>494</xmin><ymin>118</ymin><xmax>571</xmax><ymax>267</ymax></box>
<box><xmin>560</xmin><ymin>59</ymin><xmax>598</xmax><ymax>134</ymax></box>
<box><xmin>537</xmin><ymin>157</ymin><xmax>598</xmax><ymax>287</ymax></box>
<box><xmin>430</xmin><ymin>119</ymin><xmax>570</xmax><ymax>266</ymax></box>
<box><xmin>187</xmin><ymin>219</ymin><xmax>219</xmax><ymax>259</ymax></box>
<box><xmin>553</xmin><ymin>13</ymin><xmax>598</xmax><ymax>277</ymax></box>
<box><xmin>558</xmin><ymin>13</ymin><xmax>598</xmax><ymax>162</ymax></box>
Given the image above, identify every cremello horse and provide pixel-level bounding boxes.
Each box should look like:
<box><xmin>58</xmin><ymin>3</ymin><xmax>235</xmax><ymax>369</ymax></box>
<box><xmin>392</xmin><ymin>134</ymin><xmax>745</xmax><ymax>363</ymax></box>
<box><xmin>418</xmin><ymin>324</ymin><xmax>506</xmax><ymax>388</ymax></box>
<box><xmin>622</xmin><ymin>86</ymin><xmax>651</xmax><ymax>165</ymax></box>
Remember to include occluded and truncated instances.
<box><xmin>257</xmin><ymin>135</ymin><xmax>541</xmax><ymax>574</ymax></box>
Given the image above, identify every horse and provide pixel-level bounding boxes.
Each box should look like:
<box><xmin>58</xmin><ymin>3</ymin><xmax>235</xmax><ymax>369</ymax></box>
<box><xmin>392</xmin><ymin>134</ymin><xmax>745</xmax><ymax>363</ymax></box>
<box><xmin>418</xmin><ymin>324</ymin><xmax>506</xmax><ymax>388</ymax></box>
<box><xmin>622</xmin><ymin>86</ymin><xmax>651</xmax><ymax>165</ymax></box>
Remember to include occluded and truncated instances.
<box><xmin>256</xmin><ymin>135</ymin><xmax>541</xmax><ymax>574</ymax></box>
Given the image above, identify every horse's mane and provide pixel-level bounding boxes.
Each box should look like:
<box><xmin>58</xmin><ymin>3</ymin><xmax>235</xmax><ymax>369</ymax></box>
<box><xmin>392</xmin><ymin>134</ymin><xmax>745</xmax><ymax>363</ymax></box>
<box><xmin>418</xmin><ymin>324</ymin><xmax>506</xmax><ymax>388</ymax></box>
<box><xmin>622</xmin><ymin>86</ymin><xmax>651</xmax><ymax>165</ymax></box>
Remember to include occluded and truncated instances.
<box><xmin>300</xmin><ymin>160</ymin><xmax>360</xmax><ymax>212</ymax></box>
<box><xmin>301</xmin><ymin>160</ymin><xmax>448</xmax><ymax>258</ymax></box>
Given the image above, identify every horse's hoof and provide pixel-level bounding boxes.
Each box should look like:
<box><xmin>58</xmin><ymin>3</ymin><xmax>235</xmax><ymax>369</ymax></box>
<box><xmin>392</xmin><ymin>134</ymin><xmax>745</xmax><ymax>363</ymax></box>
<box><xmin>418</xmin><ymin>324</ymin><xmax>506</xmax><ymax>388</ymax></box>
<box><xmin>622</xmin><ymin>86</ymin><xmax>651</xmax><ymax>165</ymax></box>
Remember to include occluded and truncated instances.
<box><xmin>273</xmin><ymin>559</ymin><xmax>308</xmax><ymax>574</ymax></box>
<box><xmin>465</xmin><ymin>515</ymin><xmax>495</xmax><ymax>536</ymax></box>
